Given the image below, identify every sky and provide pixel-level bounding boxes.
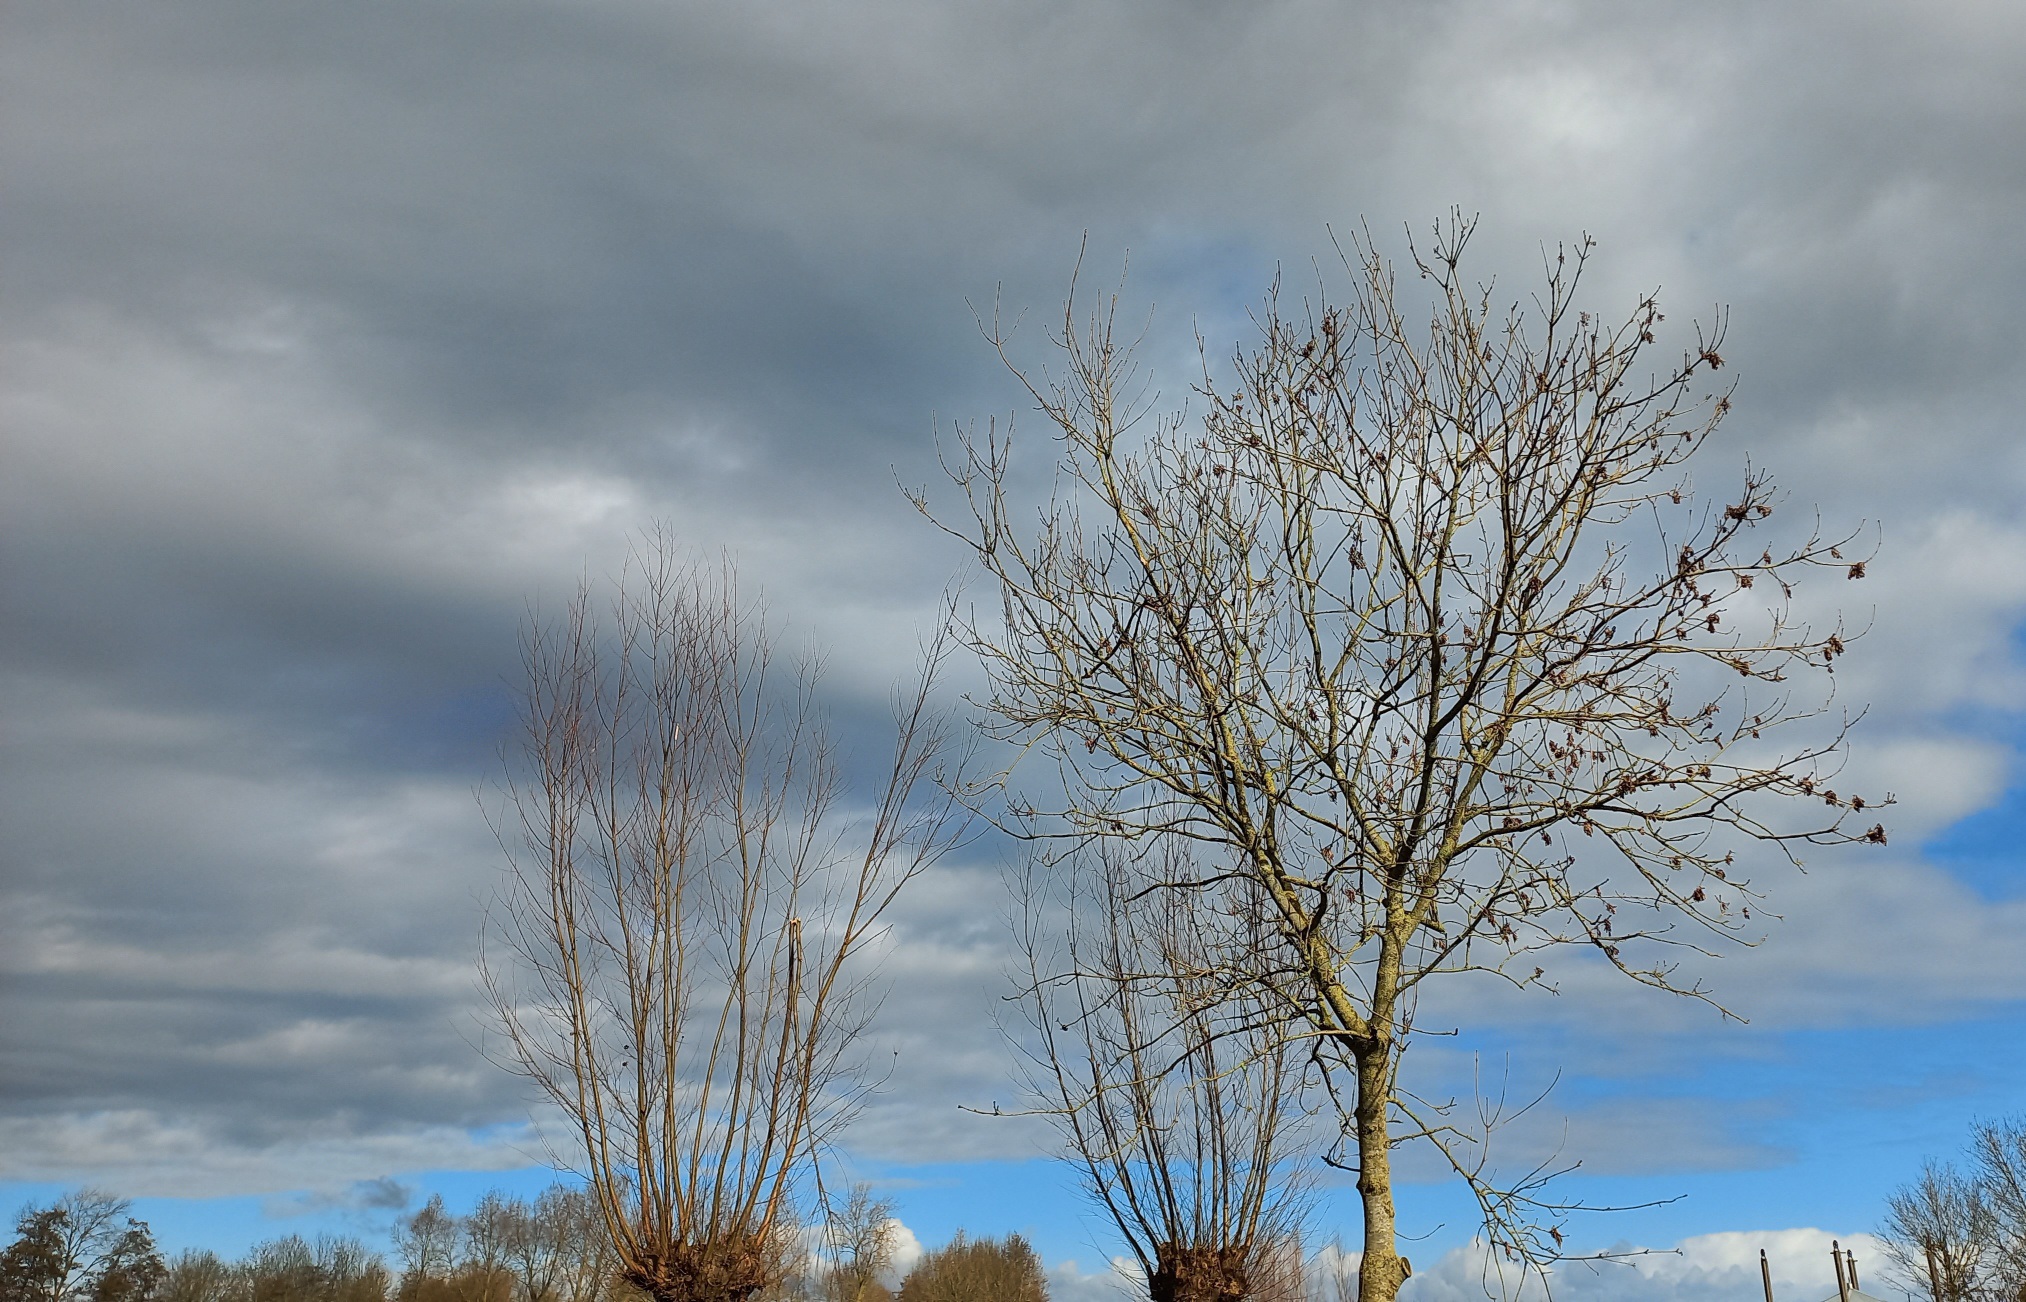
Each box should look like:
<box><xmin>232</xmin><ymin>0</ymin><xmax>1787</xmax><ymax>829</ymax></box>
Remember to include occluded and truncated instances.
<box><xmin>5</xmin><ymin>2</ymin><xmax>2026</xmax><ymax>1299</ymax></box>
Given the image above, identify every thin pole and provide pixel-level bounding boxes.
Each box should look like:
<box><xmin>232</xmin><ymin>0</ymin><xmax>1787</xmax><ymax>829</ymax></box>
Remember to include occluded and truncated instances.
<box><xmin>1833</xmin><ymin>1240</ymin><xmax>1850</xmax><ymax>1302</ymax></box>
<box><xmin>1761</xmin><ymin>1248</ymin><xmax>1775</xmax><ymax>1302</ymax></box>
<box><xmin>1847</xmin><ymin>1249</ymin><xmax>1859</xmax><ymax>1293</ymax></box>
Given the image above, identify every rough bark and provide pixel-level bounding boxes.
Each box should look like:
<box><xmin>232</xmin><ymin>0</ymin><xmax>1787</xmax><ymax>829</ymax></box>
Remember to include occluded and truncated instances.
<box><xmin>1148</xmin><ymin>1244</ymin><xmax>1249</xmax><ymax>1302</ymax></box>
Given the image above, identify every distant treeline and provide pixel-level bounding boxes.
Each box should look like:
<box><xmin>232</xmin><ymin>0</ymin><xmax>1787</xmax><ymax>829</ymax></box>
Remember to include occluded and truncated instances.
<box><xmin>0</xmin><ymin>1188</ymin><xmax>1049</xmax><ymax>1302</ymax></box>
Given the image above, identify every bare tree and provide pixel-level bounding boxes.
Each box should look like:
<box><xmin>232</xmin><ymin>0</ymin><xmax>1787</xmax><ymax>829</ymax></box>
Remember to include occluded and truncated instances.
<box><xmin>536</xmin><ymin>1187</ymin><xmax>617</xmax><ymax>1302</ymax></box>
<box><xmin>1880</xmin><ymin>1161</ymin><xmax>1988</xmax><ymax>1302</ymax></box>
<box><xmin>239</xmin><ymin>1236</ymin><xmax>392</xmax><ymax>1302</ymax></box>
<box><xmin>310</xmin><ymin>1240</ymin><xmax>392</xmax><ymax>1302</ymax></box>
<box><xmin>1973</xmin><ymin>1119</ymin><xmax>2026</xmax><ymax>1302</ymax></box>
<box><xmin>1012</xmin><ymin>841</ymin><xmax>1309</xmax><ymax>1302</ymax></box>
<box><xmin>495</xmin><ymin>1199</ymin><xmax>558</xmax><ymax>1302</ymax></box>
<box><xmin>395</xmin><ymin>1198</ymin><xmax>459</xmax><ymax>1302</ymax></box>
<box><xmin>819</xmin><ymin>1184</ymin><xmax>897</xmax><ymax>1302</ymax></box>
<box><xmin>453</xmin><ymin>1196</ymin><xmax>515</xmax><ymax>1302</ymax></box>
<box><xmin>497</xmin><ymin>1187</ymin><xmax>614</xmax><ymax>1302</ymax></box>
<box><xmin>918</xmin><ymin>219</ymin><xmax>1886</xmax><ymax>1301</ymax></box>
<box><xmin>0</xmin><ymin>1191</ymin><xmax>163</xmax><ymax>1302</ymax></box>
<box><xmin>159</xmin><ymin>1253</ymin><xmax>232</xmax><ymax>1302</ymax></box>
<box><xmin>896</xmin><ymin>1236</ymin><xmax>1046</xmax><ymax>1302</ymax></box>
<box><xmin>485</xmin><ymin>540</ymin><xmax>969</xmax><ymax>1302</ymax></box>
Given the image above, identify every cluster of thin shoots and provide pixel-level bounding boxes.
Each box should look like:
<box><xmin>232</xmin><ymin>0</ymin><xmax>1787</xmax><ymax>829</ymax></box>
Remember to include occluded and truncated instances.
<box><xmin>1008</xmin><ymin>839</ymin><xmax>1312</xmax><ymax>1302</ymax></box>
<box><xmin>484</xmin><ymin>538</ymin><xmax>968</xmax><ymax>1302</ymax></box>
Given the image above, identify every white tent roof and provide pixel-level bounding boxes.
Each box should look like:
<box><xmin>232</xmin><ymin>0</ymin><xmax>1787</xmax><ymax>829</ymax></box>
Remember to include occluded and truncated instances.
<box><xmin>1815</xmin><ymin>1292</ymin><xmax>1892</xmax><ymax>1302</ymax></box>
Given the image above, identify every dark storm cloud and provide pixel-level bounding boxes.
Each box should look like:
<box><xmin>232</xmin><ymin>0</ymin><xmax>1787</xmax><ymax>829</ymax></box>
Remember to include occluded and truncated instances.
<box><xmin>5</xmin><ymin>0</ymin><xmax>2026</xmax><ymax>1196</ymax></box>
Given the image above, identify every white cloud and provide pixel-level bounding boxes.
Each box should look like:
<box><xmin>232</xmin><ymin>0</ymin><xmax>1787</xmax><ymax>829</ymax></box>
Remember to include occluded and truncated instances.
<box><xmin>1403</xmin><ymin>1229</ymin><xmax>1893</xmax><ymax>1302</ymax></box>
<box><xmin>1045</xmin><ymin>1255</ymin><xmax>1137</xmax><ymax>1302</ymax></box>
<box><xmin>885</xmin><ymin>1219</ymin><xmax>925</xmax><ymax>1285</ymax></box>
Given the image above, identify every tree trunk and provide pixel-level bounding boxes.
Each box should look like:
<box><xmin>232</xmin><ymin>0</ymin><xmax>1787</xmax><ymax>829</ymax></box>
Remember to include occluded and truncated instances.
<box><xmin>1354</xmin><ymin>1050</ymin><xmax>1407</xmax><ymax>1302</ymax></box>
<box><xmin>1146</xmin><ymin>1244</ymin><xmax>1249</xmax><ymax>1302</ymax></box>
<box><xmin>625</xmin><ymin>1238</ymin><xmax>771</xmax><ymax>1302</ymax></box>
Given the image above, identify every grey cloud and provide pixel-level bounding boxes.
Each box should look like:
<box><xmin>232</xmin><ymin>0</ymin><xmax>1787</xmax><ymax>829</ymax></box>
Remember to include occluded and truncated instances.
<box><xmin>265</xmin><ymin>1177</ymin><xmax>417</xmax><ymax>1220</ymax></box>
<box><xmin>5</xmin><ymin>0</ymin><xmax>2026</xmax><ymax>1196</ymax></box>
<box><xmin>352</xmin><ymin>1177</ymin><xmax>415</xmax><ymax>1212</ymax></box>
